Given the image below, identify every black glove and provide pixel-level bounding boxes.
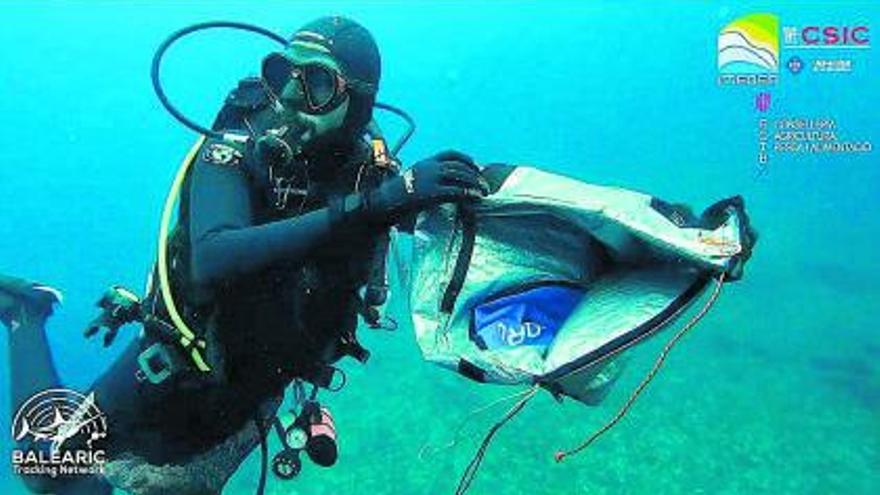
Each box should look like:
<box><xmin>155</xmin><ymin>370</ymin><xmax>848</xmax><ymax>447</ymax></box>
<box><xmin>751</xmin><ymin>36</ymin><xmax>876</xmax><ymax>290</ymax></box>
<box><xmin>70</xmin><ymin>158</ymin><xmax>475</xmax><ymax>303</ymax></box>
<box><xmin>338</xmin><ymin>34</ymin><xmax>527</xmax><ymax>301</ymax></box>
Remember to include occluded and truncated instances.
<box><xmin>333</xmin><ymin>151</ymin><xmax>489</xmax><ymax>226</ymax></box>
<box><xmin>84</xmin><ymin>286</ymin><xmax>142</xmax><ymax>347</ymax></box>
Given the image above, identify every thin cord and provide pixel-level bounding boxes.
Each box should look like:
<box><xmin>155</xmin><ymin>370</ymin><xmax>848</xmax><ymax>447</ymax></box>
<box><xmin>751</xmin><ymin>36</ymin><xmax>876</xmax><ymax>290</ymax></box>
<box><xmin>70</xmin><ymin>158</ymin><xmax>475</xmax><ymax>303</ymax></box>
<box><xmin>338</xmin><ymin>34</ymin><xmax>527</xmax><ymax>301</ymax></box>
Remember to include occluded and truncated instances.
<box><xmin>455</xmin><ymin>385</ymin><xmax>540</xmax><ymax>495</ymax></box>
<box><xmin>554</xmin><ymin>272</ymin><xmax>727</xmax><ymax>462</ymax></box>
<box><xmin>418</xmin><ymin>387</ymin><xmax>538</xmax><ymax>461</ymax></box>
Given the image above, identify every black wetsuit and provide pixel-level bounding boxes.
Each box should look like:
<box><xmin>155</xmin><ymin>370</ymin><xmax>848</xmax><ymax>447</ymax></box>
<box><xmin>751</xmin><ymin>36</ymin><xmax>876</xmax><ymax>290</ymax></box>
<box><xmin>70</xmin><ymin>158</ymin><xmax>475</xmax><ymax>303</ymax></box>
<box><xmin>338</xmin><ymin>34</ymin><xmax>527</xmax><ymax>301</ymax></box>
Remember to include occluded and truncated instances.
<box><xmin>92</xmin><ymin>137</ymin><xmax>383</xmax><ymax>466</ymax></box>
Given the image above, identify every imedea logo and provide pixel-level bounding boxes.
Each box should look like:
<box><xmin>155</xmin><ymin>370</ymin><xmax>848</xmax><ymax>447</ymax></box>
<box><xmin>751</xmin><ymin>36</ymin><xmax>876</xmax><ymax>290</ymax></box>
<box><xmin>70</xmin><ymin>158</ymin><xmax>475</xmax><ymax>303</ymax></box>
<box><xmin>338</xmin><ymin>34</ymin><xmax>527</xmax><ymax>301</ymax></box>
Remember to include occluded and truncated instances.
<box><xmin>718</xmin><ymin>13</ymin><xmax>780</xmax><ymax>86</ymax></box>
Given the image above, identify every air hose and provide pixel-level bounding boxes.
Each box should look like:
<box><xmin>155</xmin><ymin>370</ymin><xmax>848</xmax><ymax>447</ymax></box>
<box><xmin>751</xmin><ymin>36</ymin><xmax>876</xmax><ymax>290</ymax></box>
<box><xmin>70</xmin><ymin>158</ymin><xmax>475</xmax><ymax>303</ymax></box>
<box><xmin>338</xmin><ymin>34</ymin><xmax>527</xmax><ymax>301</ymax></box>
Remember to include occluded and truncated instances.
<box><xmin>374</xmin><ymin>102</ymin><xmax>416</xmax><ymax>156</ymax></box>
<box><xmin>151</xmin><ymin>21</ymin><xmax>417</xmax><ymax>153</ymax></box>
<box><xmin>156</xmin><ymin>136</ymin><xmax>210</xmax><ymax>371</ymax></box>
<box><xmin>255</xmin><ymin>415</ymin><xmax>270</xmax><ymax>495</ymax></box>
<box><xmin>151</xmin><ymin>21</ymin><xmax>288</xmax><ymax>139</ymax></box>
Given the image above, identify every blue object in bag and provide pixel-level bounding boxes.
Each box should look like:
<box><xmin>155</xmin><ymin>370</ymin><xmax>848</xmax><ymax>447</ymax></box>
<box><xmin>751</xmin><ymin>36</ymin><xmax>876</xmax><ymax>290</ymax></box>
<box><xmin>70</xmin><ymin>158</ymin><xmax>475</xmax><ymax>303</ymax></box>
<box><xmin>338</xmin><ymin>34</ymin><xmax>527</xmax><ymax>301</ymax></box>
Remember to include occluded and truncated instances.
<box><xmin>472</xmin><ymin>284</ymin><xmax>585</xmax><ymax>351</ymax></box>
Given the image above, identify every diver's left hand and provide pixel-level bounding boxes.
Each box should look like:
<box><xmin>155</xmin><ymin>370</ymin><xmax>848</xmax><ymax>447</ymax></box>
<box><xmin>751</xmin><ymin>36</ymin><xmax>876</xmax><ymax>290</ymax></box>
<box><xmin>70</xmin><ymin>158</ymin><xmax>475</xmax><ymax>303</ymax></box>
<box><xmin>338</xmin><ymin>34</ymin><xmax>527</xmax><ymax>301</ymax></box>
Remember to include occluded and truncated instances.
<box><xmin>368</xmin><ymin>151</ymin><xmax>490</xmax><ymax>220</ymax></box>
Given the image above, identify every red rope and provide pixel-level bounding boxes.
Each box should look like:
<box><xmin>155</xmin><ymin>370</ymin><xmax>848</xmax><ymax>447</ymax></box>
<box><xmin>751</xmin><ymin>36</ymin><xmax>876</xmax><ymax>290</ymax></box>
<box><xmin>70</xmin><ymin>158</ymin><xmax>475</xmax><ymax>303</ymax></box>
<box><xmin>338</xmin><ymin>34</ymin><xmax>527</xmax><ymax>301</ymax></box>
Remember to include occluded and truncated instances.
<box><xmin>555</xmin><ymin>272</ymin><xmax>727</xmax><ymax>463</ymax></box>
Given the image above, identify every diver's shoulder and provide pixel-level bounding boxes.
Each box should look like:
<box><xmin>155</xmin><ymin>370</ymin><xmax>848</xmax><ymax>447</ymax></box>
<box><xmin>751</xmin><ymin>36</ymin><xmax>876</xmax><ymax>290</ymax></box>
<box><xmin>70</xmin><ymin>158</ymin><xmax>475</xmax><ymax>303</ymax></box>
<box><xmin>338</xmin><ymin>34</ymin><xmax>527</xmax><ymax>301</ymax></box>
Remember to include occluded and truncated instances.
<box><xmin>198</xmin><ymin>138</ymin><xmax>247</xmax><ymax>169</ymax></box>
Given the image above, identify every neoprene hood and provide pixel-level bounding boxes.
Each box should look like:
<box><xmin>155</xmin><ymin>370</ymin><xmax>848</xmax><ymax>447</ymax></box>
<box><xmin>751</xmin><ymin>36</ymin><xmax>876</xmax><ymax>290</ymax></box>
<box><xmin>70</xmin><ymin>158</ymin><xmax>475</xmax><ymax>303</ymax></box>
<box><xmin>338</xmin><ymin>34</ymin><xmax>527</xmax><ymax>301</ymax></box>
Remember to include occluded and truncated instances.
<box><xmin>288</xmin><ymin>16</ymin><xmax>381</xmax><ymax>134</ymax></box>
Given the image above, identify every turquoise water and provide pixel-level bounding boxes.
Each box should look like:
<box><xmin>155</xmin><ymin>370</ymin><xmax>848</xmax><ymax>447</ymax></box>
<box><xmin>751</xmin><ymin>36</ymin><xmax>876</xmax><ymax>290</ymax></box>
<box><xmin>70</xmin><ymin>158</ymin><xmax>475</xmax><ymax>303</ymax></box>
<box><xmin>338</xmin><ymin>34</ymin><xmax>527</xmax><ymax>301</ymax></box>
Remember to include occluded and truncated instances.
<box><xmin>1</xmin><ymin>1</ymin><xmax>878</xmax><ymax>493</ymax></box>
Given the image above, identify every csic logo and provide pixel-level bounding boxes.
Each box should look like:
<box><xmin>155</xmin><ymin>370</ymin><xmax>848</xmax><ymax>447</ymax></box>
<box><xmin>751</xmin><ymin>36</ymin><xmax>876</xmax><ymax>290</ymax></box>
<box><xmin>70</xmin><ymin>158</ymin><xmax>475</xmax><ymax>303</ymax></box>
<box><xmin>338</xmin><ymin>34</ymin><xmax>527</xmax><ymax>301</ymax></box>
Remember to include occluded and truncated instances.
<box><xmin>11</xmin><ymin>389</ymin><xmax>108</xmax><ymax>478</ymax></box>
<box><xmin>783</xmin><ymin>25</ymin><xmax>870</xmax><ymax>47</ymax></box>
<box><xmin>718</xmin><ymin>13</ymin><xmax>780</xmax><ymax>85</ymax></box>
<box><xmin>782</xmin><ymin>23</ymin><xmax>869</xmax><ymax>74</ymax></box>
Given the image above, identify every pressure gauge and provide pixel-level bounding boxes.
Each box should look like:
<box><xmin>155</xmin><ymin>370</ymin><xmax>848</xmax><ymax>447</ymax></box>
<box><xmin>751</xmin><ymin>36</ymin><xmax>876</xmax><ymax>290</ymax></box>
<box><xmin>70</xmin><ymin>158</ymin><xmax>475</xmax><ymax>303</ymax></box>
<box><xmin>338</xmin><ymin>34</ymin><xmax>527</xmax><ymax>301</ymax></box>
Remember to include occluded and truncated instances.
<box><xmin>272</xmin><ymin>449</ymin><xmax>302</xmax><ymax>480</ymax></box>
<box><xmin>286</xmin><ymin>426</ymin><xmax>309</xmax><ymax>450</ymax></box>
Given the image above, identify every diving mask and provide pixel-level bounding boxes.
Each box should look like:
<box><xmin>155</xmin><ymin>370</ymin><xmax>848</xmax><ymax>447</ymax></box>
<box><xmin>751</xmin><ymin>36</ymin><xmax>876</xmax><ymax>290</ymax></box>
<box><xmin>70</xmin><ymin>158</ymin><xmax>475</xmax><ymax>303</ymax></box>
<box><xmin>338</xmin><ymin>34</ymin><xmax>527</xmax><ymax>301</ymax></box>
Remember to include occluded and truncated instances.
<box><xmin>262</xmin><ymin>52</ymin><xmax>374</xmax><ymax>115</ymax></box>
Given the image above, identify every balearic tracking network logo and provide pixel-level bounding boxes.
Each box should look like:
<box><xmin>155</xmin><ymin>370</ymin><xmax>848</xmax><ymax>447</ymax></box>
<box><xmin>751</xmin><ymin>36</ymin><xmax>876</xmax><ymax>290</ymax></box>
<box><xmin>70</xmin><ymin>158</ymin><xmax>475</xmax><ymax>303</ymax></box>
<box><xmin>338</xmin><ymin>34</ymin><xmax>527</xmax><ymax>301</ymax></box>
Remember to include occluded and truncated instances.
<box><xmin>11</xmin><ymin>388</ymin><xmax>108</xmax><ymax>477</ymax></box>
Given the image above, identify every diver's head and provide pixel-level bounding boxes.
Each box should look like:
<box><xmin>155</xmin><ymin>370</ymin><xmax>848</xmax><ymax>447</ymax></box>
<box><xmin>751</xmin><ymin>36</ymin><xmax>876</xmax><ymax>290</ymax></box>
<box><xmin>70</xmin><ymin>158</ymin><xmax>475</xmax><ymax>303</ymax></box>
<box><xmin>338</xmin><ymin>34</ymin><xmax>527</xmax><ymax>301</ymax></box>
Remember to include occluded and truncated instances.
<box><xmin>261</xmin><ymin>16</ymin><xmax>380</xmax><ymax>150</ymax></box>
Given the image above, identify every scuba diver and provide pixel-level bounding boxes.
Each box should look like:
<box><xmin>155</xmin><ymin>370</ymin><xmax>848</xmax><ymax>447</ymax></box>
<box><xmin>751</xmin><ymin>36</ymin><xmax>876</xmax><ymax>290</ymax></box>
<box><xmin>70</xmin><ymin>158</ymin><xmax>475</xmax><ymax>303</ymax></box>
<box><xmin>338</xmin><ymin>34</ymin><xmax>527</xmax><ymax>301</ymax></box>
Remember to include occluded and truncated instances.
<box><xmin>1</xmin><ymin>16</ymin><xmax>488</xmax><ymax>495</ymax></box>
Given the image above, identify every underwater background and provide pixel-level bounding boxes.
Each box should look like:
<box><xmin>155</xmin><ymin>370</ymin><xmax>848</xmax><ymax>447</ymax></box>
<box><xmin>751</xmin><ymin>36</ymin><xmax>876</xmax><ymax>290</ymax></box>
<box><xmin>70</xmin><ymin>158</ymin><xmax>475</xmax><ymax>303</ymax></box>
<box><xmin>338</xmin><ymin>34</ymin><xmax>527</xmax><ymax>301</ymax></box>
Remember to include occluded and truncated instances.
<box><xmin>1</xmin><ymin>1</ymin><xmax>877</xmax><ymax>493</ymax></box>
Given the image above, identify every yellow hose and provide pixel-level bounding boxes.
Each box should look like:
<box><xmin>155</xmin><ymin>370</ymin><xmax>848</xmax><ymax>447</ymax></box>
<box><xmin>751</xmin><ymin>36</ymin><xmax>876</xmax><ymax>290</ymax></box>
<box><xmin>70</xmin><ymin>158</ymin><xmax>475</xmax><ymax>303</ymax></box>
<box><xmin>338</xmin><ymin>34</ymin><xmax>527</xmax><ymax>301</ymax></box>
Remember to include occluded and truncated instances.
<box><xmin>157</xmin><ymin>135</ymin><xmax>211</xmax><ymax>372</ymax></box>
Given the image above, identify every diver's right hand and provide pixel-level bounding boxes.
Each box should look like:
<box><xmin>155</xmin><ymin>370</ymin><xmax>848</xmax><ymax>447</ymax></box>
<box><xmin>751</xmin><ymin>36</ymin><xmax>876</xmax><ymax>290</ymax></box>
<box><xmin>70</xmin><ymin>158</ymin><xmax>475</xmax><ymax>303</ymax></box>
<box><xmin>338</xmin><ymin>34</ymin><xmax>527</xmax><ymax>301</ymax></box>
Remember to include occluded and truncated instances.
<box><xmin>366</xmin><ymin>151</ymin><xmax>489</xmax><ymax>221</ymax></box>
<box><xmin>83</xmin><ymin>286</ymin><xmax>142</xmax><ymax>347</ymax></box>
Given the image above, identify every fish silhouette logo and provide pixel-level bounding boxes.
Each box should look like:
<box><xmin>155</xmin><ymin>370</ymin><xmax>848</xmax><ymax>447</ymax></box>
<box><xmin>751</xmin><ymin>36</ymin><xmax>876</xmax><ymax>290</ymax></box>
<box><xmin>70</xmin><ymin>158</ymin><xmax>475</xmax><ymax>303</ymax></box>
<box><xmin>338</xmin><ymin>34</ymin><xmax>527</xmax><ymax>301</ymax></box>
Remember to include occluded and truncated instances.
<box><xmin>718</xmin><ymin>13</ymin><xmax>780</xmax><ymax>75</ymax></box>
<box><xmin>12</xmin><ymin>389</ymin><xmax>107</xmax><ymax>454</ymax></box>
